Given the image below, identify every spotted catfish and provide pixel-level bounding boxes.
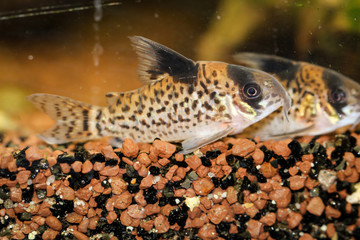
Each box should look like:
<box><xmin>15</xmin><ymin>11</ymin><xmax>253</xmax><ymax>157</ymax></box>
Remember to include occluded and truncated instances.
<box><xmin>27</xmin><ymin>36</ymin><xmax>291</xmax><ymax>153</ymax></box>
<box><xmin>234</xmin><ymin>53</ymin><xmax>360</xmax><ymax>139</ymax></box>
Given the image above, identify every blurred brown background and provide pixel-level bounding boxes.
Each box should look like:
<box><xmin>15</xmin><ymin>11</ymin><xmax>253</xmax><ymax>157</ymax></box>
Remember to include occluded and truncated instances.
<box><xmin>0</xmin><ymin>0</ymin><xmax>360</xmax><ymax>134</ymax></box>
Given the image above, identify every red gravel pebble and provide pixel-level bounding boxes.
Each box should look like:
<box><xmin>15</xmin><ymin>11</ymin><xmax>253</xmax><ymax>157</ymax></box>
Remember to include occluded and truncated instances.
<box><xmin>137</xmin><ymin>153</ymin><xmax>151</xmax><ymax>167</ymax></box>
<box><xmin>306</xmin><ymin>197</ymin><xmax>325</xmax><ymax>216</ymax></box>
<box><xmin>269</xmin><ymin>187</ymin><xmax>291</xmax><ymax>208</ymax></box>
<box><xmin>101</xmin><ymin>145</ymin><xmax>120</xmax><ymax>160</ymax></box>
<box><xmin>287</xmin><ymin>212</ymin><xmax>303</xmax><ymax>229</ymax></box>
<box><xmin>42</xmin><ymin>228</ymin><xmax>59</xmax><ymax>240</ymax></box>
<box><xmin>140</xmin><ymin>175</ymin><xmax>154</xmax><ymax>189</ymax></box>
<box><xmin>260</xmin><ymin>212</ymin><xmax>276</xmax><ymax>226</ymax></box>
<box><xmin>120</xmin><ymin>211</ymin><xmax>133</xmax><ymax>226</ymax></box>
<box><xmin>45</xmin><ymin>216</ymin><xmax>62</xmax><ymax>231</ymax></box>
<box><xmin>154</xmin><ymin>215</ymin><xmax>170</xmax><ymax>233</ymax></box>
<box><xmin>10</xmin><ymin>187</ymin><xmax>22</xmax><ymax>202</ymax></box>
<box><xmin>152</xmin><ymin>139</ymin><xmax>176</xmax><ymax>158</ymax></box>
<box><xmin>289</xmin><ymin>175</ymin><xmax>306</xmax><ymax>190</ymax></box>
<box><xmin>145</xmin><ymin>203</ymin><xmax>160</xmax><ymax>216</ymax></box>
<box><xmin>325</xmin><ymin>205</ymin><xmax>341</xmax><ymax>219</ymax></box>
<box><xmin>165</xmin><ymin>165</ymin><xmax>178</xmax><ymax>180</ymax></box>
<box><xmin>299</xmin><ymin>161</ymin><xmax>312</xmax><ymax>174</ymax></box>
<box><xmin>185</xmin><ymin>155</ymin><xmax>202</xmax><ymax>170</ymax></box>
<box><xmin>244</xmin><ymin>203</ymin><xmax>259</xmax><ymax>218</ymax></box>
<box><xmin>56</xmin><ymin>185</ymin><xmax>75</xmax><ymax>200</ymax></box>
<box><xmin>106</xmin><ymin>211</ymin><xmax>117</xmax><ymax>224</ymax></box>
<box><xmin>196</xmin><ymin>165</ymin><xmax>210</xmax><ymax>178</ymax></box>
<box><xmin>158</xmin><ymin>158</ymin><xmax>170</xmax><ymax>166</ymax></box>
<box><xmin>88</xmin><ymin>216</ymin><xmax>99</xmax><ymax>230</ymax></box>
<box><xmin>93</xmin><ymin>162</ymin><xmax>105</xmax><ymax>172</ymax></box>
<box><xmin>82</xmin><ymin>160</ymin><xmax>93</xmax><ymax>174</ymax></box>
<box><xmin>299</xmin><ymin>233</ymin><xmax>315</xmax><ymax>240</ymax></box>
<box><xmin>121</xmin><ymin>138</ymin><xmax>139</xmax><ymax>157</ymax></box>
<box><xmin>134</xmin><ymin>190</ymin><xmax>147</xmax><ymax>206</ymax></box>
<box><xmin>231</xmin><ymin>139</ymin><xmax>255</xmax><ymax>157</ymax></box>
<box><xmin>66</xmin><ymin>212</ymin><xmax>83</xmax><ymax>223</ymax></box>
<box><xmin>71</xmin><ymin>161</ymin><xmax>82</xmax><ymax>172</ymax></box>
<box><xmin>72</xmin><ymin>230</ymin><xmax>89</xmax><ymax>240</ymax></box>
<box><xmin>226</xmin><ymin>186</ymin><xmax>237</xmax><ymax>204</ymax></box>
<box><xmin>207</xmin><ymin>204</ymin><xmax>228</xmax><ymax>224</ymax></box>
<box><xmin>114</xmin><ymin>192</ymin><xmax>132</xmax><ymax>209</ymax></box>
<box><xmin>247</xmin><ymin>219</ymin><xmax>262</xmax><ymax>238</ymax></box>
<box><xmin>140</xmin><ymin>219</ymin><xmax>154</xmax><ymax>231</ymax></box>
<box><xmin>16</xmin><ymin>170</ymin><xmax>30</xmax><ymax>185</ymax></box>
<box><xmin>127</xmin><ymin>204</ymin><xmax>146</xmax><ymax>219</ymax></box>
<box><xmin>260</xmin><ymin>162</ymin><xmax>277</xmax><ymax>178</ymax></box>
<box><xmin>25</xmin><ymin>146</ymin><xmax>42</xmax><ymax>161</ymax></box>
<box><xmin>272</xmin><ymin>139</ymin><xmax>292</xmax><ymax>157</ymax></box>
<box><xmin>276</xmin><ymin>208</ymin><xmax>289</xmax><ymax>222</ymax></box>
<box><xmin>326</xmin><ymin>223</ymin><xmax>335</xmax><ymax>238</ymax></box>
<box><xmin>193</xmin><ymin>178</ymin><xmax>214</xmax><ymax>196</ymax></box>
<box><xmin>78</xmin><ymin>218</ymin><xmax>89</xmax><ymax>233</ymax></box>
<box><xmin>198</xmin><ymin>223</ymin><xmax>218</xmax><ymax>239</ymax></box>
<box><xmin>252</xmin><ymin>148</ymin><xmax>264</xmax><ymax>165</ymax></box>
<box><xmin>99</xmin><ymin>165</ymin><xmax>120</xmax><ymax>176</ymax></box>
<box><xmin>109</xmin><ymin>177</ymin><xmax>127</xmax><ymax>195</ymax></box>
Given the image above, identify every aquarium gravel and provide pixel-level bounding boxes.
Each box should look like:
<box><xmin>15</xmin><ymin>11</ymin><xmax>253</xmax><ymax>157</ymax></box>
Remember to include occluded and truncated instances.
<box><xmin>1</xmin><ymin>132</ymin><xmax>360</xmax><ymax>240</ymax></box>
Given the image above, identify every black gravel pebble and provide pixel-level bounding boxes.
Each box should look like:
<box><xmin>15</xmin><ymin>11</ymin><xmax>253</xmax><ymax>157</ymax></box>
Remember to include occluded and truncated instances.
<box><xmin>50</xmin><ymin>196</ymin><xmax>74</xmax><ymax>218</ymax></box>
<box><xmin>168</xmin><ymin>206</ymin><xmax>188</xmax><ymax>227</ymax></box>
<box><xmin>0</xmin><ymin>169</ymin><xmax>17</xmax><ymax>181</ymax></box>
<box><xmin>144</xmin><ymin>186</ymin><xmax>158</xmax><ymax>204</ymax></box>
<box><xmin>200</xmin><ymin>156</ymin><xmax>211</xmax><ymax>167</ymax></box>
<box><xmin>215</xmin><ymin>221</ymin><xmax>230</xmax><ymax>238</ymax></box>
<box><xmin>105</xmin><ymin>159</ymin><xmax>118</xmax><ymax>167</ymax></box>
<box><xmin>149</xmin><ymin>166</ymin><xmax>160</xmax><ymax>176</ymax></box>
<box><xmin>287</xmin><ymin>139</ymin><xmax>303</xmax><ymax>157</ymax></box>
<box><xmin>21</xmin><ymin>184</ymin><xmax>34</xmax><ymax>203</ymax></box>
<box><xmin>57</xmin><ymin>153</ymin><xmax>75</xmax><ymax>164</ymax></box>
<box><xmin>90</xmin><ymin>153</ymin><xmax>106</xmax><ymax>163</ymax></box>
<box><xmin>205</xmin><ymin>149</ymin><xmax>221</xmax><ymax>160</ymax></box>
<box><xmin>13</xmin><ymin>147</ymin><xmax>30</xmax><ymax>168</ymax></box>
<box><xmin>220</xmin><ymin>174</ymin><xmax>235</xmax><ymax>189</ymax></box>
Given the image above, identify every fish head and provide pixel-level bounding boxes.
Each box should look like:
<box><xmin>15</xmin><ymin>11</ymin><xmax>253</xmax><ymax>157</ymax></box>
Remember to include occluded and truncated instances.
<box><xmin>224</xmin><ymin>64</ymin><xmax>292</xmax><ymax>130</ymax></box>
<box><xmin>310</xmin><ymin>65</ymin><xmax>360</xmax><ymax>134</ymax></box>
<box><xmin>233</xmin><ymin>52</ymin><xmax>360</xmax><ymax>137</ymax></box>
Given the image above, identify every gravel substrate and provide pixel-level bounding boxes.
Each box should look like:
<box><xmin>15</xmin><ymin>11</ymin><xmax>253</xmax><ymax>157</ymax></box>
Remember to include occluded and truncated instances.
<box><xmin>1</xmin><ymin>132</ymin><xmax>360</xmax><ymax>240</ymax></box>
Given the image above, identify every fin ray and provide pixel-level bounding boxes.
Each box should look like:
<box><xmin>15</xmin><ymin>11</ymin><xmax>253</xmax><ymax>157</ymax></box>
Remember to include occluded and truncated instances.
<box><xmin>129</xmin><ymin>36</ymin><xmax>197</xmax><ymax>84</ymax></box>
<box><xmin>27</xmin><ymin>94</ymin><xmax>104</xmax><ymax>144</ymax></box>
<box><xmin>180</xmin><ymin>124</ymin><xmax>233</xmax><ymax>154</ymax></box>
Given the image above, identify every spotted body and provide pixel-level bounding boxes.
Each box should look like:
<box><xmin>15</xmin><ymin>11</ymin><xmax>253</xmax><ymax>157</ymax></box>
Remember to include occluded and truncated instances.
<box><xmin>234</xmin><ymin>53</ymin><xmax>360</xmax><ymax>139</ymax></box>
<box><xmin>27</xmin><ymin>37</ymin><xmax>291</xmax><ymax>153</ymax></box>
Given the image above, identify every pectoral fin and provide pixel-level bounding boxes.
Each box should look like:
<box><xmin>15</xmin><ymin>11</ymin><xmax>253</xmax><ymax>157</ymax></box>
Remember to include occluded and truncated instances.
<box><xmin>270</xmin><ymin>124</ymin><xmax>315</xmax><ymax>138</ymax></box>
<box><xmin>180</xmin><ymin>124</ymin><xmax>234</xmax><ymax>154</ymax></box>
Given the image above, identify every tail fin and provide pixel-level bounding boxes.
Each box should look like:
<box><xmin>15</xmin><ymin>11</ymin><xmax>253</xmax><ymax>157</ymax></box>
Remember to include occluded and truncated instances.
<box><xmin>27</xmin><ymin>94</ymin><xmax>105</xmax><ymax>144</ymax></box>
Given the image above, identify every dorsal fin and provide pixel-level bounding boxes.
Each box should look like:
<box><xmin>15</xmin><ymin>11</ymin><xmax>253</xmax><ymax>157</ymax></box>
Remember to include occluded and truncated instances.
<box><xmin>129</xmin><ymin>36</ymin><xmax>197</xmax><ymax>84</ymax></box>
<box><xmin>233</xmin><ymin>52</ymin><xmax>296</xmax><ymax>74</ymax></box>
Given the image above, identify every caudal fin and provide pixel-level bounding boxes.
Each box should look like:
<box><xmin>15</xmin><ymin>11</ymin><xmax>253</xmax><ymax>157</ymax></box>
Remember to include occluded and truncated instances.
<box><xmin>27</xmin><ymin>94</ymin><xmax>105</xmax><ymax>144</ymax></box>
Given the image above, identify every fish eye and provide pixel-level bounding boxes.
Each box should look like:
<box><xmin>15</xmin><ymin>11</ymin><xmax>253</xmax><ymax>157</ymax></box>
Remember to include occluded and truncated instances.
<box><xmin>328</xmin><ymin>88</ymin><xmax>346</xmax><ymax>104</ymax></box>
<box><xmin>243</xmin><ymin>83</ymin><xmax>261</xmax><ymax>100</ymax></box>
